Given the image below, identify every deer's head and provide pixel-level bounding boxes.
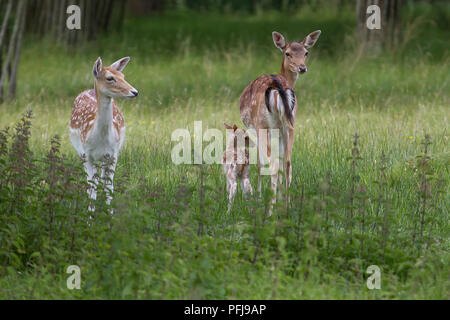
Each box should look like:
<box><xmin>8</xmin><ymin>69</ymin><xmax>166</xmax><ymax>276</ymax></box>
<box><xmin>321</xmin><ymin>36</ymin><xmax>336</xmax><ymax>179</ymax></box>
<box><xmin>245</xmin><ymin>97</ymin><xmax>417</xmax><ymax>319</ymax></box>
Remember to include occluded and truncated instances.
<box><xmin>92</xmin><ymin>57</ymin><xmax>138</xmax><ymax>99</ymax></box>
<box><xmin>272</xmin><ymin>30</ymin><xmax>321</xmax><ymax>76</ymax></box>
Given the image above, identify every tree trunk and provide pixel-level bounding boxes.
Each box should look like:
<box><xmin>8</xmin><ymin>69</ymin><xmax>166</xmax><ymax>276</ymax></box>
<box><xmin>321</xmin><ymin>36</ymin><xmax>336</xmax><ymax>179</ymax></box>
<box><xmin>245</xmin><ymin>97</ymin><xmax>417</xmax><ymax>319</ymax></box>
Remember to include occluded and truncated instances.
<box><xmin>0</xmin><ymin>0</ymin><xmax>27</xmax><ymax>101</ymax></box>
<box><xmin>8</xmin><ymin>0</ymin><xmax>27</xmax><ymax>98</ymax></box>
<box><xmin>357</xmin><ymin>0</ymin><xmax>403</xmax><ymax>53</ymax></box>
<box><xmin>1</xmin><ymin>0</ymin><xmax>128</xmax><ymax>101</ymax></box>
<box><xmin>25</xmin><ymin>0</ymin><xmax>127</xmax><ymax>46</ymax></box>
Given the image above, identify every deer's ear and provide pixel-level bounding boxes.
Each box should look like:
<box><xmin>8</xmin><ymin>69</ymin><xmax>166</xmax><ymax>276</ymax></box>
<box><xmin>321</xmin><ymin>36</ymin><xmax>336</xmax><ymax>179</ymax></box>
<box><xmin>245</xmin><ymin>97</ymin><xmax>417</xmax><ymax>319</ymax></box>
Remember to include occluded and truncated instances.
<box><xmin>272</xmin><ymin>31</ymin><xmax>286</xmax><ymax>51</ymax></box>
<box><xmin>224</xmin><ymin>123</ymin><xmax>233</xmax><ymax>130</ymax></box>
<box><xmin>110</xmin><ymin>56</ymin><xmax>130</xmax><ymax>72</ymax></box>
<box><xmin>302</xmin><ymin>30</ymin><xmax>321</xmax><ymax>49</ymax></box>
<box><xmin>93</xmin><ymin>57</ymin><xmax>103</xmax><ymax>79</ymax></box>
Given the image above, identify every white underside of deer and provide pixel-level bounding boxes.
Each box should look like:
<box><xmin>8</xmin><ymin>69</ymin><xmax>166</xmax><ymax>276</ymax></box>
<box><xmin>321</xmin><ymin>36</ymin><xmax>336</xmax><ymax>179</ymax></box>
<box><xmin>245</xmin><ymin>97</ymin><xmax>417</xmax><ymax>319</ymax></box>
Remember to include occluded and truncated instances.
<box><xmin>69</xmin><ymin>56</ymin><xmax>138</xmax><ymax>213</ymax></box>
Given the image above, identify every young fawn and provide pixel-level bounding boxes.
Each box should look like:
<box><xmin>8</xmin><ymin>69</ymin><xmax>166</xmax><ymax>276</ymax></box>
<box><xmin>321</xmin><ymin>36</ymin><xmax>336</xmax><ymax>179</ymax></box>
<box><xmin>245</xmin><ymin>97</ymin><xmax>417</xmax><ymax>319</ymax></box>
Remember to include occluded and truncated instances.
<box><xmin>69</xmin><ymin>57</ymin><xmax>138</xmax><ymax>212</ymax></box>
<box><xmin>223</xmin><ymin>123</ymin><xmax>254</xmax><ymax>213</ymax></box>
<box><xmin>239</xmin><ymin>30</ymin><xmax>321</xmax><ymax>215</ymax></box>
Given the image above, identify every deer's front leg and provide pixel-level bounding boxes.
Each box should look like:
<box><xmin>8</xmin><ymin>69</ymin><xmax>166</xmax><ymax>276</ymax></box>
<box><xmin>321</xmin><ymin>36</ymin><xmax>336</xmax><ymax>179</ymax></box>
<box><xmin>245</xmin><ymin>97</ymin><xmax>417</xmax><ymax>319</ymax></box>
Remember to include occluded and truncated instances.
<box><xmin>241</xmin><ymin>165</ymin><xmax>253</xmax><ymax>198</ymax></box>
<box><xmin>277</xmin><ymin>156</ymin><xmax>285</xmax><ymax>202</ymax></box>
<box><xmin>256</xmin><ymin>127</ymin><xmax>269</xmax><ymax>197</ymax></box>
<box><xmin>102</xmin><ymin>155</ymin><xmax>117</xmax><ymax>212</ymax></box>
<box><xmin>85</xmin><ymin>160</ymin><xmax>98</xmax><ymax>212</ymax></box>
<box><xmin>227</xmin><ymin>168</ymin><xmax>237</xmax><ymax>213</ymax></box>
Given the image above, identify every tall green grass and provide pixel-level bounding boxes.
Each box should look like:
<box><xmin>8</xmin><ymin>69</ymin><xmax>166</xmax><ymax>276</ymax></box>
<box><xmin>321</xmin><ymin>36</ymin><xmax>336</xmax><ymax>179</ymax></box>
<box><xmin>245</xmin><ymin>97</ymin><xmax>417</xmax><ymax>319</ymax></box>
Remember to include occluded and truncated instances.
<box><xmin>0</xmin><ymin>4</ymin><xmax>448</xmax><ymax>299</ymax></box>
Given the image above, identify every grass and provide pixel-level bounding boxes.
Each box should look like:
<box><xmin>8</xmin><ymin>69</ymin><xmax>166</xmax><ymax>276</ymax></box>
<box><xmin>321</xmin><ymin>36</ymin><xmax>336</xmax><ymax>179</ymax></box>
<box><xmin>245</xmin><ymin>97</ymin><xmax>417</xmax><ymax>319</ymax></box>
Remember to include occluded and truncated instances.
<box><xmin>0</xmin><ymin>4</ymin><xmax>449</xmax><ymax>299</ymax></box>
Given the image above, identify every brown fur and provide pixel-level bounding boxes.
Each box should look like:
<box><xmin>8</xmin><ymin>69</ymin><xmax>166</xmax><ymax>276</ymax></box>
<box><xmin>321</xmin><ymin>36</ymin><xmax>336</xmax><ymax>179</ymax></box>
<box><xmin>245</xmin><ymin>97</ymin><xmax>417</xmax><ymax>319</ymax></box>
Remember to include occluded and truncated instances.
<box><xmin>240</xmin><ymin>74</ymin><xmax>297</xmax><ymax>130</ymax></box>
<box><xmin>222</xmin><ymin>123</ymin><xmax>253</xmax><ymax>212</ymax></box>
<box><xmin>238</xmin><ymin>30</ymin><xmax>321</xmax><ymax>215</ymax></box>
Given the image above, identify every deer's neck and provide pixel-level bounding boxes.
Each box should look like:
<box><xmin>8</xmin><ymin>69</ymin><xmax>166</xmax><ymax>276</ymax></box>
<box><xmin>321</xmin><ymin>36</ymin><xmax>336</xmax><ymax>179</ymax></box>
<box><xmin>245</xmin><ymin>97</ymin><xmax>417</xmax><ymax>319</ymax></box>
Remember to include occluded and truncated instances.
<box><xmin>280</xmin><ymin>62</ymin><xmax>298</xmax><ymax>88</ymax></box>
<box><xmin>94</xmin><ymin>83</ymin><xmax>113</xmax><ymax>134</ymax></box>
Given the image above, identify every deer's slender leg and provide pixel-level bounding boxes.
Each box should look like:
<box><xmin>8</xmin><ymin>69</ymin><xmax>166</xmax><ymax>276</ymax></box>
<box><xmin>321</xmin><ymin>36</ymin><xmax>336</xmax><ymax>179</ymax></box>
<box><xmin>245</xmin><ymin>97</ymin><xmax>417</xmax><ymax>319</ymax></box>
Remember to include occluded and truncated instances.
<box><xmin>241</xmin><ymin>165</ymin><xmax>253</xmax><ymax>198</ymax></box>
<box><xmin>102</xmin><ymin>155</ymin><xmax>117</xmax><ymax>210</ymax></box>
<box><xmin>227</xmin><ymin>168</ymin><xmax>237</xmax><ymax>213</ymax></box>
<box><xmin>256</xmin><ymin>128</ymin><xmax>265</xmax><ymax>196</ymax></box>
<box><xmin>267</xmin><ymin>129</ymin><xmax>279</xmax><ymax>216</ymax></box>
<box><xmin>285</xmin><ymin>127</ymin><xmax>295</xmax><ymax>207</ymax></box>
<box><xmin>277</xmin><ymin>132</ymin><xmax>286</xmax><ymax>201</ymax></box>
<box><xmin>85</xmin><ymin>160</ymin><xmax>98</xmax><ymax>212</ymax></box>
<box><xmin>257</xmin><ymin>150</ymin><xmax>262</xmax><ymax>196</ymax></box>
<box><xmin>268</xmin><ymin>158</ymin><xmax>279</xmax><ymax>217</ymax></box>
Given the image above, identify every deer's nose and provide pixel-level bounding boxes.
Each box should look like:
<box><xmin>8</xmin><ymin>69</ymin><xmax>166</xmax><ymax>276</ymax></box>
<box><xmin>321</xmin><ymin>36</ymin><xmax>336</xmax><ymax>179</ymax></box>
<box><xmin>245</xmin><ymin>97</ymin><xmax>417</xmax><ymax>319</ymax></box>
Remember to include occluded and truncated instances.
<box><xmin>131</xmin><ymin>89</ymin><xmax>138</xmax><ymax>97</ymax></box>
<box><xmin>299</xmin><ymin>66</ymin><xmax>307</xmax><ymax>73</ymax></box>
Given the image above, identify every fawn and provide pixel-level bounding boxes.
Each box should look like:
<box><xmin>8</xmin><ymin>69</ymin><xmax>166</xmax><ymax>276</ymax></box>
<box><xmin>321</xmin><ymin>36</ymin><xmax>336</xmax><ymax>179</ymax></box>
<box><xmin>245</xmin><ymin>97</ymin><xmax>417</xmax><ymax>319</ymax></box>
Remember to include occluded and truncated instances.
<box><xmin>239</xmin><ymin>30</ymin><xmax>321</xmax><ymax>215</ymax></box>
<box><xmin>69</xmin><ymin>56</ymin><xmax>138</xmax><ymax>212</ymax></box>
<box><xmin>223</xmin><ymin>123</ymin><xmax>254</xmax><ymax>213</ymax></box>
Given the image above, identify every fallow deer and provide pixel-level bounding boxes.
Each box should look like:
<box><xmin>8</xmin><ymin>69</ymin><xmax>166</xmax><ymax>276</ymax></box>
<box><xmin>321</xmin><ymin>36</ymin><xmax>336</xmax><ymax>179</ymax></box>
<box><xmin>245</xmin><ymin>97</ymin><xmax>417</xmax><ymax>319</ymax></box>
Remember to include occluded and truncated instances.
<box><xmin>223</xmin><ymin>123</ymin><xmax>253</xmax><ymax>213</ymax></box>
<box><xmin>69</xmin><ymin>57</ymin><xmax>138</xmax><ymax>212</ymax></box>
<box><xmin>239</xmin><ymin>30</ymin><xmax>321</xmax><ymax>215</ymax></box>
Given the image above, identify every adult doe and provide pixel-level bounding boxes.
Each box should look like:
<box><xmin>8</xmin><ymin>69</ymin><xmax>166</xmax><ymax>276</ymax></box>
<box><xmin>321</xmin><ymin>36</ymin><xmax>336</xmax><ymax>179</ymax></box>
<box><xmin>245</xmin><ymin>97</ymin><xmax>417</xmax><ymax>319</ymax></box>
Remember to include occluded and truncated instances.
<box><xmin>239</xmin><ymin>30</ymin><xmax>321</xmax><ymax>215</ymax></box>
<box><xmin>69</xmin><ymin>57</ymin><xmax>138</xmax><ymax>212</ymax></box>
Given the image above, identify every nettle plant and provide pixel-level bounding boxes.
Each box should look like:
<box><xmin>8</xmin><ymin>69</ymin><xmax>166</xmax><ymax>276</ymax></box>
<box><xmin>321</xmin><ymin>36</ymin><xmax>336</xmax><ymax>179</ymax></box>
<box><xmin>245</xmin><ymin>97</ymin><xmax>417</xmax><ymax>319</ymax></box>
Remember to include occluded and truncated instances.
<box><xmin>0</xmin><ymin>111</ymin><xmax>114</xmax><ymax>277</ymax></box>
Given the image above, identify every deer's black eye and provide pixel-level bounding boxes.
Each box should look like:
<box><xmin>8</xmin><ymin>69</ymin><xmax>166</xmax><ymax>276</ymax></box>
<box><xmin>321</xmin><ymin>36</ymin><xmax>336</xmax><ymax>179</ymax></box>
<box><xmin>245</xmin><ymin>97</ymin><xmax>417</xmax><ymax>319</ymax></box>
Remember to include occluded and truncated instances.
<box><xmin>305</xmin><ymin>52</ymin><xmax>309</xmax><ymax>57</ymax></box>
<box><xmin>106</xmin><ymin>76</ymin><xmax>114</xmax><ymax>82</ymax></box>
<box><xmin>285</xmin><ymin>52</ymin><xmax>290</xmax><ymax>57</ymax></box>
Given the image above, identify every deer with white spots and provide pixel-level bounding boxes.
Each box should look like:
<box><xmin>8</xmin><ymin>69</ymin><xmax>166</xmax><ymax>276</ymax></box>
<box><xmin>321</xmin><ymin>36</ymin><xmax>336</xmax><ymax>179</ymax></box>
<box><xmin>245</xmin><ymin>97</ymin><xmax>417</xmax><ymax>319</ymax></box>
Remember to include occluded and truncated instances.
<box><xmin>239</xmin><ymin>30</ymin><xmax>321</xmax><ymax>215</ymax></box>
<box><xmin>222</xmin><ymin>123</ymin><xmax>254</xmax><ymax>213</ymax></box>
<box><xmin>69</xmin><ymin>57</ymin><xmax>138</xmax><ymax>212</ymax></box>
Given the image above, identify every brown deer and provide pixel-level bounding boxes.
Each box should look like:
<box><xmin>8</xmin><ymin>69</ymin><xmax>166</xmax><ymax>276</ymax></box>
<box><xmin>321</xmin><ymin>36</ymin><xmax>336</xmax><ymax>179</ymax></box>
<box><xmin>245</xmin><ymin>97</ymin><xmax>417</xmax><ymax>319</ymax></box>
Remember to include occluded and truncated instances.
<box><xmin>69</xmin><ymin>57</ymin><xmax>138</xmax><ymax>212</ymax></box>
<box><xmin>222</xmin><ymin>123</ymin><xmax>254</xmax><ymax>213</ymax></box>
<box><xmin>239</xmin><ymin>30</ymin><xmax>321</xmax><ymax>215</ymax></box>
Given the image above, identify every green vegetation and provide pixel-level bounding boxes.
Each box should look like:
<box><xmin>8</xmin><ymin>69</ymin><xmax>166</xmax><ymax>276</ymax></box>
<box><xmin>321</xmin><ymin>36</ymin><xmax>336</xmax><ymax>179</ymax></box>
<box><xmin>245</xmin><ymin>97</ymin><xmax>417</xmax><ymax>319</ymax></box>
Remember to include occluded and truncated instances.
<box><xmin>0</xmin><ymin>3</ymin><xmax>448</xmax><ymax>299</ymax></box>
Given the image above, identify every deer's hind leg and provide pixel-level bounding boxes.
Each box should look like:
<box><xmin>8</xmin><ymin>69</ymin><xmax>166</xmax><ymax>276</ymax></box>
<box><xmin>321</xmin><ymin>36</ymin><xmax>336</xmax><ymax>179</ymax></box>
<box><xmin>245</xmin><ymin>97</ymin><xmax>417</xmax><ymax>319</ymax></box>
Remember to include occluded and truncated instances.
<box><xmin>226</xmin><ymin>167</ymin><xmax>237</xmax><ymax>213</ymax></box>
<box><xmin>284</xmin><ymin>127</ymin><xmax>295</xmax><ymax>207</ymax></box>
<box><xmin>241</xmin><ymin>165</ymin><xmax>253</xmax><ymax>198</ymax></box>
<box><xmin>255</xmin><ymin>126</ymin><xmax>269</xmax><ymax>197</ymax></box>
<box><xmin>266</xmin><ymin>129</ymin><xmax>280</xmax><ymax>217</ymax></box>
<box><xmin>277</xmin><ymin>132</ymin><xmax>286</xmax><ymax>202</ymax></box>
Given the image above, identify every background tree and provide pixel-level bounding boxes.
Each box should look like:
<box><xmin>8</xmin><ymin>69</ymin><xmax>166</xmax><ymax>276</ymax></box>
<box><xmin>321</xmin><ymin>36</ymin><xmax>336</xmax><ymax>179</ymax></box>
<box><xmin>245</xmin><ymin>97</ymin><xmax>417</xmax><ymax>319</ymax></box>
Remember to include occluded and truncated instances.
<box><xmin>357</xmin><ymin>0</ymin><xmax>404</xmax><ymax>52</ymax></box>
<box><xmin>25</xmin><ymin>0</ymin><xmax>127</xmax><ymax>45</ymax></box>
<box><xmin>0</xmin><ymin>0</ymin><xmax>27</xmax><ymax>101</ymax></box>
<box><xmin>0</xmin><ymin>0</ymin><xmax>128</xmax><ymax>101</ymax></box>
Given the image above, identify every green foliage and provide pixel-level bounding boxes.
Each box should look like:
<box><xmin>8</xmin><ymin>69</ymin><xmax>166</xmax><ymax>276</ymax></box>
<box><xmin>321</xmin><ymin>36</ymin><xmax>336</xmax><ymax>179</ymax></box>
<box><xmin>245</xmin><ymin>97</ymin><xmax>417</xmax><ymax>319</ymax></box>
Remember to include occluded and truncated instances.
<box><xmin>0</xmin><ymin>111</ymin><xmax>447</xmax><ymax>299</ymax></box>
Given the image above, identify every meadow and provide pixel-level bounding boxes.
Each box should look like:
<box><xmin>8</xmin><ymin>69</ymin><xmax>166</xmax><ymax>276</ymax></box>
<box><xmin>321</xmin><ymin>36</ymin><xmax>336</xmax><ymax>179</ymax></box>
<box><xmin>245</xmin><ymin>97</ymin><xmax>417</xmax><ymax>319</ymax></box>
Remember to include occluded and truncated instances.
<box><xmin>0</xmin><ymin>3</ymin><xmax>448</xmax><ymax>299</ymax></box>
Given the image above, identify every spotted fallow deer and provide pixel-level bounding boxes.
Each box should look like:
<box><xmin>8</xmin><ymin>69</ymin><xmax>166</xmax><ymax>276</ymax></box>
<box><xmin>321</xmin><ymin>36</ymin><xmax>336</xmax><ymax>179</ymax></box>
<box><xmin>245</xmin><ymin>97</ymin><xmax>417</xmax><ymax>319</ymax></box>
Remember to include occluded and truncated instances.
<box><xmin>223</xmin><ymin>123</ymin><xmax>254</xmax><ymax>213</ymax></box>
<box><xmin>239</xmin><ymin>30</ymin><xmax>321</xmax><ymax>215</ymax></box>
<box><xmin>69</xmin><ymin>57</ymin><xmax>138</xmax><ymax>211</ymax></box>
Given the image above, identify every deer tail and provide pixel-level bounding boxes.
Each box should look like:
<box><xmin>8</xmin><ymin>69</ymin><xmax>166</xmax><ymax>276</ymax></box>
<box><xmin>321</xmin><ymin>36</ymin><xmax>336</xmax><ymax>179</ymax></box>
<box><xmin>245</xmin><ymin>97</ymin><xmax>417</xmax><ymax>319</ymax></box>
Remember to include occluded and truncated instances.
<box><xmin>265</xmin><ymin>75</ymin><xmax>295</xmax><ymax>127</ymax></box>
